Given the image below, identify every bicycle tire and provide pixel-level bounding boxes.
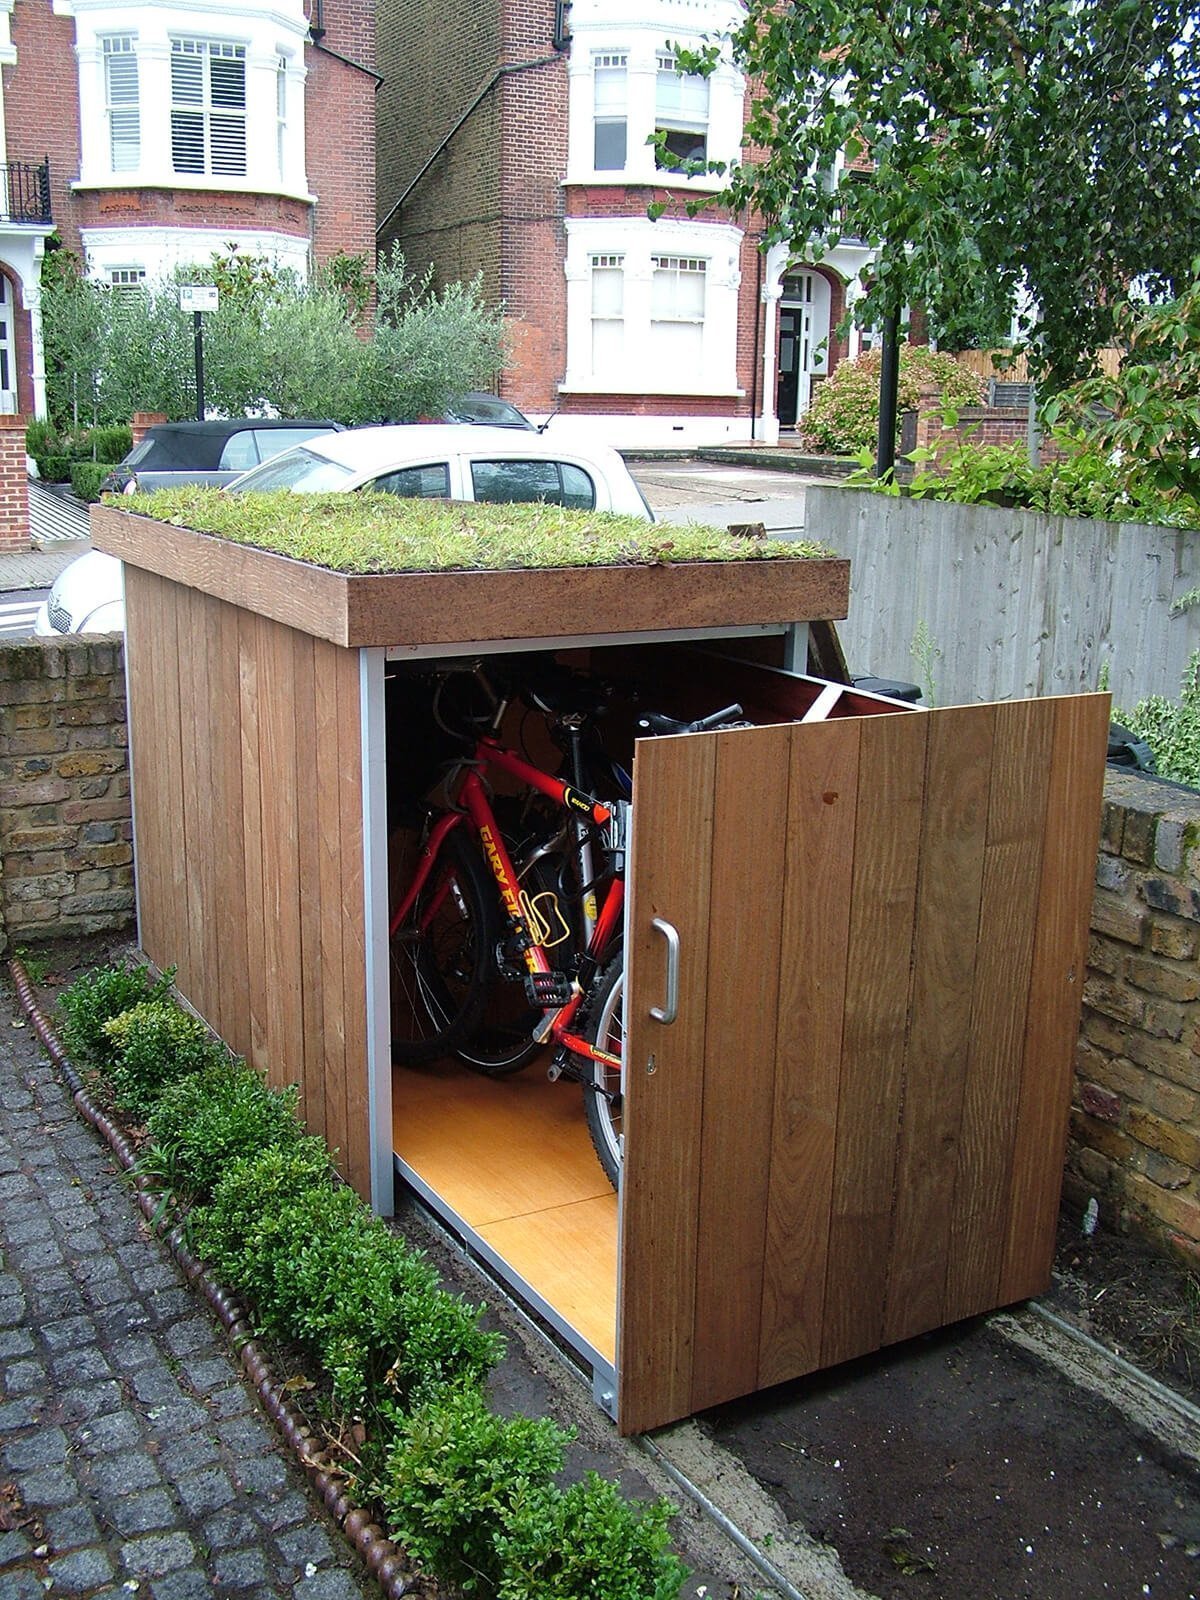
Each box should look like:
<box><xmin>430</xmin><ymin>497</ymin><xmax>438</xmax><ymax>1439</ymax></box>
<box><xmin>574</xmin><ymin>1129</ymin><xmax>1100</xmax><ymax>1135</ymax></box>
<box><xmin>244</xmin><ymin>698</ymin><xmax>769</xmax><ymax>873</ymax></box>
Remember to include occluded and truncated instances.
<box><xmin>456</xmin><ymin>828</ymin><xmax>581</xmax><ymax>1077</ymax></box>
<box><xmin>454</xmin><ymin>992</ymin><xmax>543</xmax><ymax>1075</ymax></box>
<box><xmin>581</xmin><ymin>952</ymin><xmax>624</xmax><ymax>1189</ymax></box>
<box><xmin>390</xmin><ymin>826</ymin><xmax>499</xmax><ymax>1064</ymax></box>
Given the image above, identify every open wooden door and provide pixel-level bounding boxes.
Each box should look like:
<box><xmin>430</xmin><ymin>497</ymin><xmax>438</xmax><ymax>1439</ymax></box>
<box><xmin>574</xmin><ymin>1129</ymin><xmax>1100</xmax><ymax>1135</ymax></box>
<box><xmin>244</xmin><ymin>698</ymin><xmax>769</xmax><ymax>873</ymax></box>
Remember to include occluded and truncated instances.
<box><xmin>615</xmin><ymin>692</ymin><xmax>1109</xmax><ymax>1435</ymax></box>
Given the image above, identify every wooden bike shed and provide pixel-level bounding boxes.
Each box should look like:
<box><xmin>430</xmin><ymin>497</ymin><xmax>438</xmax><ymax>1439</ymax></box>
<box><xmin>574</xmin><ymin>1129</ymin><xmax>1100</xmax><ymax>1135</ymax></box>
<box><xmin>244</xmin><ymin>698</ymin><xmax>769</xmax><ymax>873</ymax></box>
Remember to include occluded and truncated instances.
<box><xmin>95</xmin><ymin>503</ymin><xmax>1109</xmax><ymax>1435</ymax></box>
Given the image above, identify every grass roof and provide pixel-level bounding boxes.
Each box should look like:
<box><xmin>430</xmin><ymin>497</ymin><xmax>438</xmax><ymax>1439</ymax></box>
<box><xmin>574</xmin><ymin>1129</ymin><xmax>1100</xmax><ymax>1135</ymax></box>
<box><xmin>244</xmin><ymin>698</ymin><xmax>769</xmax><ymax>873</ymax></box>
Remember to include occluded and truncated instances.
<box><xmin>122</xmin><ymin>488</ymin><xmax>829</xmax><ymax>575</ymax></box>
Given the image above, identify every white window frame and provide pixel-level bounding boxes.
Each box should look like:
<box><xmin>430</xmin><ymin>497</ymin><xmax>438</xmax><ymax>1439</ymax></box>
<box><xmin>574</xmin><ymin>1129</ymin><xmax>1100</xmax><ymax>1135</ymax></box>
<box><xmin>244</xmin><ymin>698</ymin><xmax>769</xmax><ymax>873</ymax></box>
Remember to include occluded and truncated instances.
<box><xmin>592</xmin><ymin>51</ymin><xmax>627</xmax><ymax>172</ymax></box>
<box><xmin>170</xmin><ymin>37</ymin><xmax>247</xmax><ymax>179</ymax></box>
<box><xmin>653</xmin><ymin>52</ymin><xmax>709</xmax><ymax>171</ymax></box>
<box><xmin>650</xmin><ymin>253</ymin><xmax>707</xmax><ymax>364</ymax></box>
<box><xmin>590</xmin><ymin>252</ymin><xmax>625</xmax><ymax>377</ymax></box>
<box><xmin>102</xmin><ymin>35</ymin><xmax>139</xmax><ymax>174</ymax></box>
<box><xmin>105</xmin><ymin>264</ymin><xmax>147</xmax><ymax>290</ymax></box>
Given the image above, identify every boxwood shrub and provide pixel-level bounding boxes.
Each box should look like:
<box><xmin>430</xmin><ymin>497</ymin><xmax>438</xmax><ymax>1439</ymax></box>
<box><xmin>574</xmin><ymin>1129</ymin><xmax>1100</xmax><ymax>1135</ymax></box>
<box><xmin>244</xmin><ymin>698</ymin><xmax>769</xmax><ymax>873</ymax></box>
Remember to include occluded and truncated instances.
<box><xmin>48</xmin><ymin>961</ymin><xmax>690</xmax><ymax>1599</ymax></box>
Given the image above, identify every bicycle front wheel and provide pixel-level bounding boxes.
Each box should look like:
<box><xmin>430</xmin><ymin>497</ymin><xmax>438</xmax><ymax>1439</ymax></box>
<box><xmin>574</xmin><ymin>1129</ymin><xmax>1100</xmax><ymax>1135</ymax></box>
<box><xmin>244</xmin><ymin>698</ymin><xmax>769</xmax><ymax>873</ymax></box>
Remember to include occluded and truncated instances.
<box><xmin>390</xmin><ymin>828</ymin><xmax>499</xmax><ymax>1064</ymax></box>
<box><xmin>581</xmin><ymin>953</ymin><xmax>624</xmax><ymax>1189</ymax></box>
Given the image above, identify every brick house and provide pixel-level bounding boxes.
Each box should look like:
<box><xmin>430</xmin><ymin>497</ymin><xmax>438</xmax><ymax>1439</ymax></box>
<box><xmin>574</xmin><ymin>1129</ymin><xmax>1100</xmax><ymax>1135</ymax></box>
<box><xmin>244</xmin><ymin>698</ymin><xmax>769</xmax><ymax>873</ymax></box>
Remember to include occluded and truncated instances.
<box><xmin>375</xmin><ymin>0</ymin><xmax>877</xmax><ymax>448</ymax></box>
<box><xmin>0</xmin><ymin>0</ymin><xmax>378</xmax><ymax>424</ymax></box>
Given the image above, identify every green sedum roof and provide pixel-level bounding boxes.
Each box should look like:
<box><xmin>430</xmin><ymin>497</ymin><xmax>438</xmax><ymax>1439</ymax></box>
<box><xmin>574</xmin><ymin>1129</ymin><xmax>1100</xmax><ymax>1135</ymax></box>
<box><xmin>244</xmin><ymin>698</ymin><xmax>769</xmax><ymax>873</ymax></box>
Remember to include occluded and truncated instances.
<box><xmin>123</xmin><ymin>488</ymin><xmax>828</xmax><ymax>575</ymax></box>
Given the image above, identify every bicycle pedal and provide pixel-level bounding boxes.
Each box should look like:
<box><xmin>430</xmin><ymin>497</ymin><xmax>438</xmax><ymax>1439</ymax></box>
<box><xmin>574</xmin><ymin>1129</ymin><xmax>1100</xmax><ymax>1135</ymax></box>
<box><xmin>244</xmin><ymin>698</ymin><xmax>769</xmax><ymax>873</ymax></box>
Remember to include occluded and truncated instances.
<box><xmin>524</xmin><ymin>971</ymin><xmax>573</xmax><ymax>1007</ymax></box>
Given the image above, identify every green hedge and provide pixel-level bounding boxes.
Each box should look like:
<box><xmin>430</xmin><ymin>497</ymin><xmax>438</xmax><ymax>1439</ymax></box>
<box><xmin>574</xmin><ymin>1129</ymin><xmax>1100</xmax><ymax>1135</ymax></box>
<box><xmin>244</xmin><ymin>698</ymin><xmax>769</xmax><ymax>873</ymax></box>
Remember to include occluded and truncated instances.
<box><xmin>52</xmin><ymin>961</ymin><xmax>688</xmax><ymax>1600</ymax></box>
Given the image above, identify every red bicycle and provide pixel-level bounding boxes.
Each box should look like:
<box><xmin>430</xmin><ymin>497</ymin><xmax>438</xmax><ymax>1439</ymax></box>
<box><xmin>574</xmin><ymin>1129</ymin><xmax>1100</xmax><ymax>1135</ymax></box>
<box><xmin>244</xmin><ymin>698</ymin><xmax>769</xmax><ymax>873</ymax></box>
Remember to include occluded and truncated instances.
<box><xmin>387</xmin><ymin>660</ymin><xmax>744</xmax><ymax>1184</ymax></box>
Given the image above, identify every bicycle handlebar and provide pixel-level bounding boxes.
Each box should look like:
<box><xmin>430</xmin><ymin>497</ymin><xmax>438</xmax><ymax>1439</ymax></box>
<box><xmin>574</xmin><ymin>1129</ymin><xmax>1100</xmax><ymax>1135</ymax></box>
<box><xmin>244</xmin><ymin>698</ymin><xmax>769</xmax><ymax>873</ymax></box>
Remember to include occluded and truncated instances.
<box><xmin>635</xmin><ymin>704</ymin><xmax>746</xmax><ymax>737</ymax></box>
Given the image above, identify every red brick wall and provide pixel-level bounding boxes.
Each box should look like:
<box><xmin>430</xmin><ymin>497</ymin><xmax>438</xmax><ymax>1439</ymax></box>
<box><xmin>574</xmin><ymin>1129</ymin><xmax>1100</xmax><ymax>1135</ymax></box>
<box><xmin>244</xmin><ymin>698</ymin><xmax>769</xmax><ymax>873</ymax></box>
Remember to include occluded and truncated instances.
<box><xmin>4</xmin><ymin>2</ymin><xmax>81</xmax><ymax>254</ymax></box>
<box><xmin>498</xmin><ymin>3</ymin><xmax>567</xmax><ymax>410</ymax></box>
<box><xmin>375</xmin><ymin>0</ymin><xmax>504</xmax><ymax>298</ymax></box>
<box><xmin>305</xmin><ymin>0</ymin><xmax>377</xmax><ymax>270</ymax></box>
<box><xmin>0</xmin><ymin>415</ymin><xmax>30</xmax><ymax>551</ymax></box>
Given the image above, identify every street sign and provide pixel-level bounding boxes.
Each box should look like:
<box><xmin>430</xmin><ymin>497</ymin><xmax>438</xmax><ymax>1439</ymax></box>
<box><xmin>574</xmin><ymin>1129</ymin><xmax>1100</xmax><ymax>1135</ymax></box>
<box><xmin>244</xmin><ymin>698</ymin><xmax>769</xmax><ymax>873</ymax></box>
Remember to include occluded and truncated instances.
<box><xmin>179</xmin><ymin>285</ymin><xmax>219</xmax><ymax>313</ymax></box>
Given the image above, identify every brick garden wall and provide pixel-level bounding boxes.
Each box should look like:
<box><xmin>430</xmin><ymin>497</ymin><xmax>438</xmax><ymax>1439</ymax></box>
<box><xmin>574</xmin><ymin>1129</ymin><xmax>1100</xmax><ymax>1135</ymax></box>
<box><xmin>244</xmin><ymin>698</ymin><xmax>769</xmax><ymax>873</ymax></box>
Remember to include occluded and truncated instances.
<box><xmin>1069</xmin><ymin>770</ymin><xmax>1200</xmax><ymax>1266</ymax></box>
<box><xmin>0</xmin><ymin>639</ymin><xmax>133</xmax><ymax>951</ymax></box>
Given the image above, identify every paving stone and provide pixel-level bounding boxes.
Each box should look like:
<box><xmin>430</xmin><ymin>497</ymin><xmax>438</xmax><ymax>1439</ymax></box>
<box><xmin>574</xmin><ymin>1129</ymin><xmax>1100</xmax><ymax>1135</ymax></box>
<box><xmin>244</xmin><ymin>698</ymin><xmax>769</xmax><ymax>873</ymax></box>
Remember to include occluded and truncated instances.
<box><xmin>204</xmin><ymin>1383</ymin><xmax>254</xmax><ymax>1421</ymax></box>
<box><xmin>0</xmin><ymin>1567</ymin><xmax>48</xmax><ymax>1598</ymax></box>
<box><xmin>0</xmin><ymin>1292</ymin><xmax>28</xmax><ymax>1327</ymax></box>
<box><xmin>75</xmin><ymin>1409</ymin><xmax>142</xmax><ymax>1453</ymax></box>
<box><xmin>210</xmin><ymin>1546</ymin><xmax>272</xmax><ymax>1590</ymax></box>
<box><xmin>131</xmin><ymin>1367</ymin><xmax>187</xmax><ymax>1408</ymax></box>
<box><xmin>232</xmin><ymin>1455</ymin><xmax>290</xmax><ymax>1496</ymax></box>
<box><xmin>261</xmin><ymin>1490</ymin><xmax>311</xmax><ymax>1531</ymax></box>
<box><xmin>295</xmin><ymin>1571</ymin><xmax>374</xmax><ymax>1600</ymax></box>
<box><xmin>131</xmin><ymin>1264</ymin><xmax>182</xmax><ymax>1294</ymax></box>
<box><xmin>146</xmin><ymin>1288</ymin><xmax>195</xmax><ymax>1323</ymax></box>
<box><xmin>0</xmin><ymin>1395</ymin><xmax>45</xmax><ymax>1431</ymax></box>
<box><xmin>9</xmin><ymin>1237</ymin><xmax>64</xmax><ymax>1270</ymax></box>
<box><xmin>18</xmin><ymin>1462</ymin><xmax>81</xmax><ymax>1507</ymax></box>
<box><xmin>61</xmin><ymin>1378</ymin><xmax>125</xmax><ymax>1422</ymax></box>
<box><xmin>3</xmin><ymin>1214</ymin><xmax>49</xmax><ymax>1244</ymax></box>
<box><xmin>0</xmin><ymin>1527</ymin><xmax>35</xmax><ymax>1565</ymax></box>
<box><xmin>144</xmin><ymin>1398</ymin><xmax>210</xmax><ymax>1436</ymax></box>
<box><xmin>88</xmin><ymin>1450</ymin><xmax>163</xmax><ymax>1497</ymax></box>
<box><xmin>108</xmin><ymin>1332</ymin><xmax>160</xmax><ymax>1372</ymax></box>
<box><xmin>173</xmin><ymin>1467</ymin><xmax>238</xmax><ymax>1518</ymax></box>
<box><xmin>42</xmin><ymin>1503</ymin><xmax>103</xmax><ymax>1552</ymax></box>
<box><xmin>148</xmin><ymin>1569</ymin><xmax>214</xmax><ymax>1600</ymax></box>
<box><xmin>275</xmin><ymin>1523</ymin><xmax>340</xmax><ymax>1570</ymax></box>
<box><xmin>3</xmin><ymin>1424</ymin><xmax>68</xmax><ymax>1471</ymax></box>
<box><xmin>163</xmin><ymin>1318</ymin><xmax>218</xmax><ymax>1359</ymax></box>
<box><xmin>108</xmin><ymin>1489</ymin><xmax>180</xmax><ymax>1538</ymax></box>
<box><xmin>203</xmin><ymin>1508</ymin><xmax>261</xmax><ymax>1551</ymax></box>
<box><xmin>154</xmin><ymin>1430</ymin><xmax>222</xmax><ymax>1477</ymax></box>
<box><xmin>0</xmin><ymin>1325</ymin><xmax>35</xmax><ymax>1358</ymax></box>
<box><xmin>179</xmin><ymin>1355</ymin><xmax>234</xmax><ymax>1392</ymax></box>
<box><xmin>121</xmin><ymin>1532</ymin><xmax>198</xmax><ymax>1577</ymax></box>
<box><xmin>219</xmin><ymin>1413</ymin><xmax>276</xmax><ymax>1457</ymax></box>
<box><xmin>50</xmin><ymin>1344</ymin><xmax>113</xmax><ymax>1384</ymax></box>
<box><xmin>41</xmin><ymin>1313</ymin><xmax>97</xmax><ymax>1352</ymax></box>
<box><xmin>3</xmin><ymin>1356</ymin><xmax>46</xmax><ymax>1394</ymax></box>
<box><xmin>46</xmin><ymin>1544</ymin><xmax>118</xmax><ymax>1592</ymax></box>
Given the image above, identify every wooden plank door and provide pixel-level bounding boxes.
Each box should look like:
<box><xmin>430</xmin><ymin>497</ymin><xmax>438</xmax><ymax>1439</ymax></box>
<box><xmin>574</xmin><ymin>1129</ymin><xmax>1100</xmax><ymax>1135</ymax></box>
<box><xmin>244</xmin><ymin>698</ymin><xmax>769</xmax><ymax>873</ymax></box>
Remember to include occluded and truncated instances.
<box><xmin>616</xmin><ymin>692</ymin><xmax>1109</xmax><ymax>1435</ymax></box>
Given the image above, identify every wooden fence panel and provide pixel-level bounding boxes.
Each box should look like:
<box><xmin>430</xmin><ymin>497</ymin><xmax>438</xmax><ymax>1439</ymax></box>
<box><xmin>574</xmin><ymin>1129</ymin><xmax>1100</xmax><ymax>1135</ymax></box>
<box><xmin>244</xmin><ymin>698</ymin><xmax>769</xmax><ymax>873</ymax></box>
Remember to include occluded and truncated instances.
<box><xmin>809</xmin><ymin>487</ymin><xmax>1200</xmax><ymax>710</ymax></box>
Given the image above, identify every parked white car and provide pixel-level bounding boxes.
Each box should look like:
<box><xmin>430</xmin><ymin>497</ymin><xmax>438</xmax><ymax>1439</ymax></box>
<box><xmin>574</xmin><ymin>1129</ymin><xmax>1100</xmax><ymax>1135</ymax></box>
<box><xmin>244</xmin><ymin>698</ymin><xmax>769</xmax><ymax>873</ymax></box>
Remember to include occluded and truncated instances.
<box><xmin>35</xmin><ymin>426</ymin><xmax>654</xmax><ymax>635</ymax></box>
<box><xmin>225</xmin><ymin>424</ymin><xmax>654</xmax><ymax>517</ymax></box>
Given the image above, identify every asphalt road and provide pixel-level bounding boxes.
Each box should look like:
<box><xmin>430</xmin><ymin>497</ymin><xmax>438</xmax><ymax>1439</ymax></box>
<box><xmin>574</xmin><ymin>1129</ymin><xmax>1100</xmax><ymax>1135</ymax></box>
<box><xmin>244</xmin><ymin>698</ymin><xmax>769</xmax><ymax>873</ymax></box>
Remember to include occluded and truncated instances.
<box><xmin>630</xmin><ymin>459</ymin><xmax>818</xmax><ymax>537</ymax></box>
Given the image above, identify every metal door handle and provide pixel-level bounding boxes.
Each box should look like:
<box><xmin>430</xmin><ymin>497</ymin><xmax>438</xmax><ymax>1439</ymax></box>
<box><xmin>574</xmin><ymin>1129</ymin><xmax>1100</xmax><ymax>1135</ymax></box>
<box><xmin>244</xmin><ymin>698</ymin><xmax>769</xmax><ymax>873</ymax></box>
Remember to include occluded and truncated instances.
<box><xmin>649</xmin><ymin>916</ymin><xmax>679</xmax><ymax>1024</ymax></box>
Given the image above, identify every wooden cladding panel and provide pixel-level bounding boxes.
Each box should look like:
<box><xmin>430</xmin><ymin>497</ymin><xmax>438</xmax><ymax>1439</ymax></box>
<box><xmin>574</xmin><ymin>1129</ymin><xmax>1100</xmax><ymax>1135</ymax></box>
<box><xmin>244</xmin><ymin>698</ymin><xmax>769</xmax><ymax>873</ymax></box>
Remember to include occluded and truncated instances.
<box><xmin>619</xmin><ymin>692</ymin><xmax>1108</xmax><ymax>1435</ymax></box>
<box><xmin>123</xmin><ymin>571</ymin><xmax>371</xmax><ymax>1197</ymax></box>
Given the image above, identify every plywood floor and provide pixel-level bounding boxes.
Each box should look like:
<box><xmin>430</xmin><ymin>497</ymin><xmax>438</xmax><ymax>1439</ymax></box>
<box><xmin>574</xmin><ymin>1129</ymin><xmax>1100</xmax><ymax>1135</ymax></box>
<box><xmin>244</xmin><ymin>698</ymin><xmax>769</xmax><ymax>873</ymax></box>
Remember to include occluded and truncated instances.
<box><xmin>391</xmin><ymin>1059</ymin><xmax>618</xmax><ymax>1364</ymax></box>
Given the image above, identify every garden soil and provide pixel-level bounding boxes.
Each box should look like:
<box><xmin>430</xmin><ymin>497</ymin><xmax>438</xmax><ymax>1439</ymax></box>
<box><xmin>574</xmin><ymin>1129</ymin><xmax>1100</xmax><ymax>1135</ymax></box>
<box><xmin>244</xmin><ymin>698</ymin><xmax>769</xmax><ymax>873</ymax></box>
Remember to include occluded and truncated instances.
<box><xmin>13</xmin><ymin>934</ymin><xmax>1200</xmax><ymax>1600</ymax></box>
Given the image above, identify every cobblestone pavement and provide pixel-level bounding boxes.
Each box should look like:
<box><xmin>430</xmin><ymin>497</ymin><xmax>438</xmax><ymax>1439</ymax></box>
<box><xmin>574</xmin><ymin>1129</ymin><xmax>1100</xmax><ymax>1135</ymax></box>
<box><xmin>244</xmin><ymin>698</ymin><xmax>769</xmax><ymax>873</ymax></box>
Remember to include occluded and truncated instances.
<box><xmin>0</xmin><ymin>978</ymin><xmax>380</xmax><ymax>1600</ymax></box>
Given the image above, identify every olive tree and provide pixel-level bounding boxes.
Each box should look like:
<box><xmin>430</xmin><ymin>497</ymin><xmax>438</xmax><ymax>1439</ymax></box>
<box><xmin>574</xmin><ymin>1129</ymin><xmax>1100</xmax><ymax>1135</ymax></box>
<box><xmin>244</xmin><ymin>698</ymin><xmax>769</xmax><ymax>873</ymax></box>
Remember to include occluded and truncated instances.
<box><xmin>40</xmin><ymin>244</ymin><xmax>508</xmax><ymax>430</ymax></box>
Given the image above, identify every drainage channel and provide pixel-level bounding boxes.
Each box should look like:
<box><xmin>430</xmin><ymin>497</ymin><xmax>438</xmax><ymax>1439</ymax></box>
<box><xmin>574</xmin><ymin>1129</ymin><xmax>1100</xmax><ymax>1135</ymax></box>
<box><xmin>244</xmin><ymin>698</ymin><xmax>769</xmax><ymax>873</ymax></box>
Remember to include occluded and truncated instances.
<box><xmin>414</xmin><ymin>1190</ymin><xmax>1200</xmax><ymax>1600</ymax></box>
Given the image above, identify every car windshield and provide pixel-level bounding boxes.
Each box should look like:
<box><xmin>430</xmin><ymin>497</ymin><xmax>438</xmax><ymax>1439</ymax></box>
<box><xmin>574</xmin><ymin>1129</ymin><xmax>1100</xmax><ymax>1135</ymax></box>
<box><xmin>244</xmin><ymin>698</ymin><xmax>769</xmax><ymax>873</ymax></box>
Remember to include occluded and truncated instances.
<box><xmin>228</xmin><ymin>448</ymin><xmax>355</xmax><ymax>493</ymax></box>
